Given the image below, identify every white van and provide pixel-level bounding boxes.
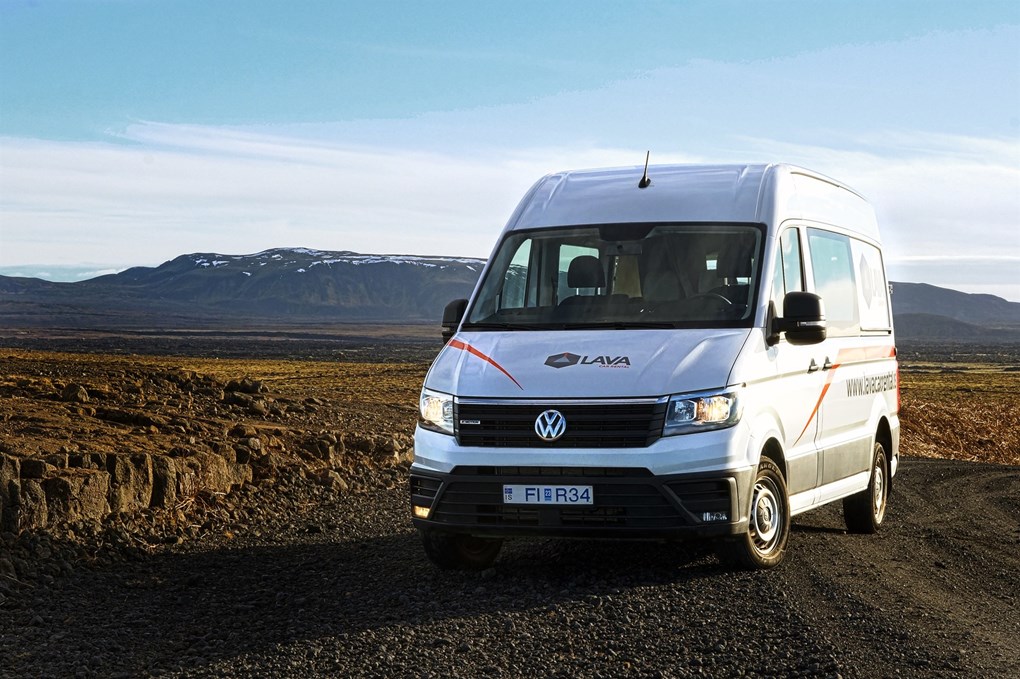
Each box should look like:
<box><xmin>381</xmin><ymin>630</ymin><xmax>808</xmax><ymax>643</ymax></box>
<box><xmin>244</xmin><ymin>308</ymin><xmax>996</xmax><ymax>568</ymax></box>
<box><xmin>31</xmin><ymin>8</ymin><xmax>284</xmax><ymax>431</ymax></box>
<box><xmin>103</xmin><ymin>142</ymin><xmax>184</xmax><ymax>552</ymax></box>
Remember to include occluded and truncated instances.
<box><xmin>411</xmin><ymin>163</ymin><xmax>899</xmax><ymax>570</ymax></box>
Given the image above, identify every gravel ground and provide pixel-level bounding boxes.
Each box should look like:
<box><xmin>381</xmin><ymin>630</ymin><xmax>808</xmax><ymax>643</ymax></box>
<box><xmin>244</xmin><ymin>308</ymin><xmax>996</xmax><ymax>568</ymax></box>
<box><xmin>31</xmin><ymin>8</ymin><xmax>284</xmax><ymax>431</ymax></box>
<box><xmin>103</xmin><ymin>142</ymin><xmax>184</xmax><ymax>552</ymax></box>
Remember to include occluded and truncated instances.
<box><xmin>2</xmin><ymin>458</ymin><xmax>1018</xmax><ymax>678</ymax></box>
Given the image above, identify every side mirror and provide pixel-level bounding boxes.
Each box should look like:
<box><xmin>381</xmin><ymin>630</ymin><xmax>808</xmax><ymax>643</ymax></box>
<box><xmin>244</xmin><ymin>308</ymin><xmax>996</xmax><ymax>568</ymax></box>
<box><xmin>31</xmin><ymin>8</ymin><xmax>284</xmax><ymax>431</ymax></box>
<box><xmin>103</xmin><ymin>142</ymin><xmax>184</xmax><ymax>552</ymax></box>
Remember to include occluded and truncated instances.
<box><xmin>441</xmin><ymin>298</ymin><xmax>468</xmax><ymax>343</ymax></box>
<box><xmin>771</xmin><ymin>291</ymin><xmax>826</xmax><ymax>345</ymax></box>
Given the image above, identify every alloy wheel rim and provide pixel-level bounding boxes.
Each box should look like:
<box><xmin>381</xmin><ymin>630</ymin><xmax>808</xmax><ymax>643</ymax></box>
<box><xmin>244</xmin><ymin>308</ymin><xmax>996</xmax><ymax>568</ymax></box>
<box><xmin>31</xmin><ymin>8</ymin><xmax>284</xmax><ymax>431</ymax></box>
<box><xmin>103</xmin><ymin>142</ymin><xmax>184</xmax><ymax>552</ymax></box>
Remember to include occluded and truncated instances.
<box><xmin>751</xmin><ymin>480</ymin><xmax>781</xmax><ymax>553</ymax></box>
<box><xmin>872</xmin><ymin>462</ymin><xmax>886</xmax><ymax>521</ymax></box>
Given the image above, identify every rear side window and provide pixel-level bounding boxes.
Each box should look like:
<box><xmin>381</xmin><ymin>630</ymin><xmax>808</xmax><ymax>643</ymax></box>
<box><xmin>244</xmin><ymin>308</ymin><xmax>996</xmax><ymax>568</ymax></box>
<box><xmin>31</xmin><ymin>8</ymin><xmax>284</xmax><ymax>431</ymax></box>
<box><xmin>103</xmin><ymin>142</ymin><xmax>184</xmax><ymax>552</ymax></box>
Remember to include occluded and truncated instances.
<box><xmin>851</xmin><ymin>239</ymin><xmax>891</xmax><ymax>331</ymax></box>
<box><xmin>807</xmin><ymin>229</ymin><xmax>860</xmax><ymax>336</ymax></box>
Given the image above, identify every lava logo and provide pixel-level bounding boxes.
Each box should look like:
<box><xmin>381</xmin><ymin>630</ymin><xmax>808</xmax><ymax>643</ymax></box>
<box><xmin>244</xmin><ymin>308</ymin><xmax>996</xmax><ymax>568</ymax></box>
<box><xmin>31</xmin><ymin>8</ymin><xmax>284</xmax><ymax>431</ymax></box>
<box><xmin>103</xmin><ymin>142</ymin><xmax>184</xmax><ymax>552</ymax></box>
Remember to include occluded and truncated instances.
<box><xmin>545</xmin><ymin>352</ymin><xmax>581</xmax><ymax>369</ymax></box>
<box><xmin>534</xmin><ymin>410</ymin><xmax>567</xmax><ymax>441</ymax></box>
<box><xmin>544</xmin><ymin>352</ymin><xmax>631</xmax><ymax>368</ymax></box>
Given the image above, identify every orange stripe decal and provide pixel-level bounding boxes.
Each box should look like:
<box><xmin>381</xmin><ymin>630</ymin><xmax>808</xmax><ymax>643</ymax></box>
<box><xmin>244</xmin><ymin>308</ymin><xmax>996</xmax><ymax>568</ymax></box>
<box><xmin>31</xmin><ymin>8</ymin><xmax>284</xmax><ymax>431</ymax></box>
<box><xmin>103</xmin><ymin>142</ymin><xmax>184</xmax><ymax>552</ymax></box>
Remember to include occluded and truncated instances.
<box><xmin>794</xmin><ymin>362</ymin><xmax>841</xmax><ymax>445</ymax></box>
<box><xmin>793</xmin><ymin>344</ymin><xmax>896</xmax><ymax>446</ymax></box>
<box><xmin>448</xmin><ymin>339</ymin><xmax>524</xmax><ymax>390</ymax></box>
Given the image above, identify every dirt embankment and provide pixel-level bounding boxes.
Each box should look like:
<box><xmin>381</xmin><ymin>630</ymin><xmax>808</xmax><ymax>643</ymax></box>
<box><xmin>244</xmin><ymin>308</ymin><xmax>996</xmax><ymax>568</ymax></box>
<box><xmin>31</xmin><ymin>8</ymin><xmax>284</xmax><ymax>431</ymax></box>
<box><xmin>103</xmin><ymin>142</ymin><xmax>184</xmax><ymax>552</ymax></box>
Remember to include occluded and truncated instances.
<box><xmin>0</xmin><ymin>350</ymin><xmax>425</xmax><ymax>537</ymax></box>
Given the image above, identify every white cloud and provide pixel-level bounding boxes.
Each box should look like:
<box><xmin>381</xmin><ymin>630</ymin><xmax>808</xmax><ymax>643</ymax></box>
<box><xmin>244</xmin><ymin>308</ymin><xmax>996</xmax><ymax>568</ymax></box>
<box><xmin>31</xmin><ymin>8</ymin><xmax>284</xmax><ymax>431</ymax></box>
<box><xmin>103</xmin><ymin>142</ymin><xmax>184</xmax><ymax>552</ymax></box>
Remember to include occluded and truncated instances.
<box><xmin>0</xmin><ymin>127</ymin><xmax>696</xmax><ymax>268</ymax></box>
<box><xmin>1</xmin><ymin>123</ymin><xmax>1018</xmax><ymax>300</ymax></box>
<box><xmin>724</xmin><ymin>133</ymin><xmax>1020</xmax><ymax>273</ymax></box>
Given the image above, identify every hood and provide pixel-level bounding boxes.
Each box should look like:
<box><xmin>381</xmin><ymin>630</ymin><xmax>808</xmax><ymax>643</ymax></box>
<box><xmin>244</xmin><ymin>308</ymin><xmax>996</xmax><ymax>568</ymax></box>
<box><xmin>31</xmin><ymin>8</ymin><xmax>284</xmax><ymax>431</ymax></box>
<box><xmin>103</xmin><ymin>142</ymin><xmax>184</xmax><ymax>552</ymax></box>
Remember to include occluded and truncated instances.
<box><xmin>424</xmin><ymin>329</ymin><xmax>751</xmax><ymax>398</ymax></box>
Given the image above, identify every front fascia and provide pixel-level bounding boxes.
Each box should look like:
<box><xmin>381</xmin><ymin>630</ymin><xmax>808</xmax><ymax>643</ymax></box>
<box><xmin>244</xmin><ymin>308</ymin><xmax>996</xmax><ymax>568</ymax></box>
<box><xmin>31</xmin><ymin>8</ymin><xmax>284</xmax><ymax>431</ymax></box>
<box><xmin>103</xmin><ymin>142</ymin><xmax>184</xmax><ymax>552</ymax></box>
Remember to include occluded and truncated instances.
<box><xmin>413</xmin><ymin>415</ymin><xmax>755</xmax><ymax>478</ymax></box>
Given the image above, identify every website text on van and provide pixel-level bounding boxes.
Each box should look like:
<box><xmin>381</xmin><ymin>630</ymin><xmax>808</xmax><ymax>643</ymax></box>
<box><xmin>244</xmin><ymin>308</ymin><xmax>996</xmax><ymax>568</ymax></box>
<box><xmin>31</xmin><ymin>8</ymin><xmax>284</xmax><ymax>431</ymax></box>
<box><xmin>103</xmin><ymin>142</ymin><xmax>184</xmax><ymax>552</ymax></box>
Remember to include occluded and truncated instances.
<box><xmin>411</xmin><ymin>163</ymin><xmax>899</xmax><ymax>570</ymax></box>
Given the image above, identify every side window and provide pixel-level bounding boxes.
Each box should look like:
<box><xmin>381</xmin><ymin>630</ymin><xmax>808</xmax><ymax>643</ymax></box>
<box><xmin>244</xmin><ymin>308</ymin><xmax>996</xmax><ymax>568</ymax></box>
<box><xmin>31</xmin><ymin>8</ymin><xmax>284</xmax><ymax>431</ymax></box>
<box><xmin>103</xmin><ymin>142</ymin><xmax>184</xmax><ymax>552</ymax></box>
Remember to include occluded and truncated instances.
<box><xmin>771</xmin><ymin>228</ymin><xmax>803</xmax><ymax>315</ymax></box>
<box><xmin>852</xmin><ymin>239</ymin><xmax>891</xmax><ymax>331</ymax></box>
<box><xmin>499</xmin><ymin>239</ymin><xmax>532</xmax><ymax>309</ymax></box>
<box><xmin>807</xmin><ymin>229</ymin><xmax>860</xmax><ymax>336</ymax></box>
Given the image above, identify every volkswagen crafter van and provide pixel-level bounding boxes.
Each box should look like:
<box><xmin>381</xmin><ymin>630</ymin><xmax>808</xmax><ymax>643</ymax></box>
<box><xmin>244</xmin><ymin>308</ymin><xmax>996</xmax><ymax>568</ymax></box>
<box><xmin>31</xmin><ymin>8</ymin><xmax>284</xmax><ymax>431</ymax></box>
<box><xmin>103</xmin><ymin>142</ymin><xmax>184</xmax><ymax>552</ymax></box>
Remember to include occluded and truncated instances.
<box><xmin>412</xmin><ymin>163</ymin><xmax>899</xmax><ymax>570</ymax></box>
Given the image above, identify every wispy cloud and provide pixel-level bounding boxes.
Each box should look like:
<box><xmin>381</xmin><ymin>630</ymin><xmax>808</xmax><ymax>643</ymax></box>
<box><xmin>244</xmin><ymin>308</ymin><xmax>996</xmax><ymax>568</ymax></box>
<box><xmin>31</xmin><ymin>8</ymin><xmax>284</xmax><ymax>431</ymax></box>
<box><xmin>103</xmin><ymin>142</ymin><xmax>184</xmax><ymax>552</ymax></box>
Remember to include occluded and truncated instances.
<box><xmin>2</xmin><ymin>121</ymin><xmax>1018</xmax><ymax>299</ymax></box>
<box><xmin>728</xmin><ymin>132</ymin><xmax>1020</xmax><ymax>265</ymax></box>
<box><xmin>0</xmin><ymin>127</ymin><xmax>694</xmax><ymax>268</ymax></box>
<box><xmin>891</xmin><ymin>255</ymin><xmax>1020</xmax><ymax>262</ymax></box>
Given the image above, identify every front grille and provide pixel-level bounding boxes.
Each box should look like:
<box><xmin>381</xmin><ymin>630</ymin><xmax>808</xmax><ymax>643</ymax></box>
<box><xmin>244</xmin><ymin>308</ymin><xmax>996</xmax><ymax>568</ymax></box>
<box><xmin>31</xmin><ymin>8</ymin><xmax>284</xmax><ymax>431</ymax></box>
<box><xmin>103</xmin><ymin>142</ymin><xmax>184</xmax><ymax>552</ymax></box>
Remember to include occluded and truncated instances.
<box><xmin>666</xmin><ymin>480</ymin><xmax>731</xmax><ymax>518</ymax></box>
<box><xmin>455</xmin><ymin>399</ymin><xmax>667</xmax><ymax>448</ymax></box>
<box><xmin>410</xmin><ymin>475</ymin><xmax>441</xmax><ymax>502</ymax></box>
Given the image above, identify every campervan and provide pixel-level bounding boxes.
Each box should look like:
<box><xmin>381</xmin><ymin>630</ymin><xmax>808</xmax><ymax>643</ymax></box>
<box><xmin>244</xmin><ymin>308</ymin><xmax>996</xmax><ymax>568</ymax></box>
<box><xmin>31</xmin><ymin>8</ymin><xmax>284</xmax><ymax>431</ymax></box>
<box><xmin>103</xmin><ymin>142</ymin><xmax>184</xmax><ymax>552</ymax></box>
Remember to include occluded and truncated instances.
<box><xmin>411</xmin><ymin>163</ymin><xmax>899</xmax><ymax>570</ymax></box>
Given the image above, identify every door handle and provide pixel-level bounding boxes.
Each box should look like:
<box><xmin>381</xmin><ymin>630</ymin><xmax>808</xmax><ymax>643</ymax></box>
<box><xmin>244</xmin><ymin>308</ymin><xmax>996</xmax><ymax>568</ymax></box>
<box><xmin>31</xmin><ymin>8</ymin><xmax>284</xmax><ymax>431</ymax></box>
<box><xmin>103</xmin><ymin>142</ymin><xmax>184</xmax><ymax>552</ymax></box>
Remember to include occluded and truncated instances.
<box><xmin>808</xmin><ymin>359</ymin><xmax>820</xmax><ymax>373</ymax></box>
<box><xmin>822</xmin><ymin>357</ymin><xmax>834</xmax><ymax>371</ymax></box>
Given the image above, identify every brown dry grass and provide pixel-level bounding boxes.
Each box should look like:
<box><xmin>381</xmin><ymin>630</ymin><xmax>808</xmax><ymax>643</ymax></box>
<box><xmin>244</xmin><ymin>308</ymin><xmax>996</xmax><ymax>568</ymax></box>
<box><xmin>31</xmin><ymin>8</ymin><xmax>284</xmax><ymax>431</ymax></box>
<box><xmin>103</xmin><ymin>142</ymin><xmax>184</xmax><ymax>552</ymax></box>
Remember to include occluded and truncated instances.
<box><xmin>899</xmin><ymin>366</ymin><xmax>1020</xmax><ymax>466</ymax></box>
<box><xmin>3</xmin><ymin>349</ymin><xmax>1017</xmax><ymax>467</ymax></box>
<box><xmin>0</xmin><ymin>349</ymin><xmax>428</xmax><ymax>462</ymax></box>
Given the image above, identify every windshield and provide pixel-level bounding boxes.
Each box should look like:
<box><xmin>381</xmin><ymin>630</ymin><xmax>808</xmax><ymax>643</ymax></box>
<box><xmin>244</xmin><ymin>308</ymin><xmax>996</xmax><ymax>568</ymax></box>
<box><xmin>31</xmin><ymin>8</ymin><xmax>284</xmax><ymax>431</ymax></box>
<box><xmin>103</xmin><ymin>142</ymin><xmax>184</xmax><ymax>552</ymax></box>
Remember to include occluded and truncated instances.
<box><xmin>465</xmin><ymin>223</ymin><xmax>764</xmax><ymax>330</ymax></box>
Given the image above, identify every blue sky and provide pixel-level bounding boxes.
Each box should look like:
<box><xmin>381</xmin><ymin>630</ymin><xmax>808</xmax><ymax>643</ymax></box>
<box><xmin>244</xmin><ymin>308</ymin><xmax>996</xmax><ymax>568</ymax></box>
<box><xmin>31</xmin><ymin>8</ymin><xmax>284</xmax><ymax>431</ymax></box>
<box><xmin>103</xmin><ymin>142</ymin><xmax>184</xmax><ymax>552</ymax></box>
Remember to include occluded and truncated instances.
<box><xmin>1</xmin><ymin>0</ymin><xmax>1018</xmax><ymax>299</ymax></box>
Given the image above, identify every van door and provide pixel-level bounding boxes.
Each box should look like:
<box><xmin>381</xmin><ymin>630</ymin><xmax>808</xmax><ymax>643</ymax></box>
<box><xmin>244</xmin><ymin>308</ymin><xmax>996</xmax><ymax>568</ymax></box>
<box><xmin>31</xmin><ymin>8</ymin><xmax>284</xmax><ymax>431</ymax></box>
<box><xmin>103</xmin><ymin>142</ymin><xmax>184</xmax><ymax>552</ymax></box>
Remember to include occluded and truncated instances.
<box><xmin>805</xmin><ymin>228</ymin><xmax>886</xmax><ymax>491</ymax></box>
<box><xmin>767</xmin><ymin>228</ymin><xmax>823</xmax><ymax>507</ymax></box>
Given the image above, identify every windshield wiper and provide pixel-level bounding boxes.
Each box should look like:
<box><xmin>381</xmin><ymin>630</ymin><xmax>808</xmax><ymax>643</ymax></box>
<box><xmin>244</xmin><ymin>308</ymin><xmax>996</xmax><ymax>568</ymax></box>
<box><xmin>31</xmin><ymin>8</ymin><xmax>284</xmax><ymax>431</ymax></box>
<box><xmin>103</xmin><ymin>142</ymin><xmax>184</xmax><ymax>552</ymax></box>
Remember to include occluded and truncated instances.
<box><xmin>461</xmin><ymin>322</ymin><xmax>559</xmax><ymax>331</ymax></box>
<box><xmin>560</xmin><ymin>321</ymin><xmax>677</xmax><ymax>330</ymax></box>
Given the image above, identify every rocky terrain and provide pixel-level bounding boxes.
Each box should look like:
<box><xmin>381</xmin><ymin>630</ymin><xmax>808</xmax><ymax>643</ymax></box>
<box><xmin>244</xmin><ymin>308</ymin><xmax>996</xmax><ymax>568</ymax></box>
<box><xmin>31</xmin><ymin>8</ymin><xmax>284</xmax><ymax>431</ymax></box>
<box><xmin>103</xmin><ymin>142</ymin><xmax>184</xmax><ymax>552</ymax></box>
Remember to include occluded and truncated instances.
<box><xmin>0</xmin><ymin>349</ymin><xmax>426</xmax><ymax>536</ymax></box>
<box><xmin>1</xmin><ymin>345</ymin><xmax>1018</xmax><ymax>677</ymax></box>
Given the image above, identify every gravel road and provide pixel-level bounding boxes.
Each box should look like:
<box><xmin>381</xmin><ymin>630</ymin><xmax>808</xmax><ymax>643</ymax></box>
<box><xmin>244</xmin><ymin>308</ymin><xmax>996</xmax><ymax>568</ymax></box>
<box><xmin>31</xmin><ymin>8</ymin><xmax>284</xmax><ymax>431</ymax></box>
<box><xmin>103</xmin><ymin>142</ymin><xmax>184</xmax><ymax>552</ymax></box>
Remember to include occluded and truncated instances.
<box><xmin>2</xmin><ymin>458</ymin><xmax>1018</xmax><ymax>678</ymax></box>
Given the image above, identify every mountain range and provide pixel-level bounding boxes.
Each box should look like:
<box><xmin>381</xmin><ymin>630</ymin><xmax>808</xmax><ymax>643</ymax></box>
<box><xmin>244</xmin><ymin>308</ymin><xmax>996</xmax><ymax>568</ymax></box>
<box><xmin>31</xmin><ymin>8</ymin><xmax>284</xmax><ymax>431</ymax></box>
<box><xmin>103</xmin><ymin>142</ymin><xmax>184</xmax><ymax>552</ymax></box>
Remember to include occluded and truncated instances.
<box><xmin>0</xmin><ymin>248</ymin><xmax>484</xmax><ymax>328</ymax></box>
<box><xmin>1</xmin><ymin>248</ymin><xmax>1018</xmax><ymax>341</ymax></box>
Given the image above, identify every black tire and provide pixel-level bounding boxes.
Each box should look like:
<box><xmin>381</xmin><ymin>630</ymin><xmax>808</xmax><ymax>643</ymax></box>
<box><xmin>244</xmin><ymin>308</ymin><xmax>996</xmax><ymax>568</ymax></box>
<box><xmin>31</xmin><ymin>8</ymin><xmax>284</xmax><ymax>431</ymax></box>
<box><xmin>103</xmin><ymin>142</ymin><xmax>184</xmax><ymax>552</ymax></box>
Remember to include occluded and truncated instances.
<box><xmin>420</xmin><ymin>530</ymin><xmax>502</xmax><ymax>570</ymax></box>
<box><xmin>717</xmin><ymin>457</ymin><xmax>790</xmax><ymax>570</ymax></box>
<box><xmin>843</xmin><ymin>441</ymin><xmax>889</xmax><ymax>534</ymax></box>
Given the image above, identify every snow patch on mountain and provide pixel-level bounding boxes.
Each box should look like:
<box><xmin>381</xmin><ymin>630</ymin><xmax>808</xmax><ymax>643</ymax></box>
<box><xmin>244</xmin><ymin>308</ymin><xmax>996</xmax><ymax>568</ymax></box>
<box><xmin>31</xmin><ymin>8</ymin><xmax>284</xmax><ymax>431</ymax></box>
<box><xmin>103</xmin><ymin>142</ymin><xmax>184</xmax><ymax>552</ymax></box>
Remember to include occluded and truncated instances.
<box><xmin>188</xmin><ymin>248</ymin><xmax>486</xmax><ymax>272</ymax></box>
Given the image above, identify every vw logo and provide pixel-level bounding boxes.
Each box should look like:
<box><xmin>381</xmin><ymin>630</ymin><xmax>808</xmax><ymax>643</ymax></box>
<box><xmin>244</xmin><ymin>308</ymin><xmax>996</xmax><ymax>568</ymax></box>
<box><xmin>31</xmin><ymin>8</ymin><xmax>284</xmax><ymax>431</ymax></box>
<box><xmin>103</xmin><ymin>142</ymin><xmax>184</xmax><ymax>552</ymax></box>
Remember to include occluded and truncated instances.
<box><xmin>535</xmin><ymin>410</ymin><xmax>567</xmax><ymax>442</ymax></box>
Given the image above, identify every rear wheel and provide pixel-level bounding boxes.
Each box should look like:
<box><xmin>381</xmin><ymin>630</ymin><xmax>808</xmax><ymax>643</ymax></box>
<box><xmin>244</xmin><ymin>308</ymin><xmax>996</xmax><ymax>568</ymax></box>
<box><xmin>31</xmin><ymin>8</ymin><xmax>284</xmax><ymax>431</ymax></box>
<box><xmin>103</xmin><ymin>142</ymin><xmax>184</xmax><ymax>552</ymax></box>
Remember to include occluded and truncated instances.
<box><xmin>717</xmin><ymin>457</ymin><xmax>790</xmax><ymax>569</ymax></box>
<box><xmin>844</xmin><ymin>441</ymin><xmax>889</xmax><ymax>534</ymax></box>
<box><xmin>420</xmin><ymin>529</ymin><xmax>503</xmax><ymax>570</ymax></box>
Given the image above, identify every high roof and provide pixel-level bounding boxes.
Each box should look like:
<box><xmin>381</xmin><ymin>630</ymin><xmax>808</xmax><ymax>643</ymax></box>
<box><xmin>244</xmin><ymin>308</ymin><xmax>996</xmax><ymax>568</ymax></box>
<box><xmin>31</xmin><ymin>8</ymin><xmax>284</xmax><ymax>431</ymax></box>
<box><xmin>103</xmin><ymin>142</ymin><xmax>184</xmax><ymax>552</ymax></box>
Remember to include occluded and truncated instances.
<box><xmin>505</xmin><ymin>163</ymin><xmax>878</xmax><ymax>240</ymax></box>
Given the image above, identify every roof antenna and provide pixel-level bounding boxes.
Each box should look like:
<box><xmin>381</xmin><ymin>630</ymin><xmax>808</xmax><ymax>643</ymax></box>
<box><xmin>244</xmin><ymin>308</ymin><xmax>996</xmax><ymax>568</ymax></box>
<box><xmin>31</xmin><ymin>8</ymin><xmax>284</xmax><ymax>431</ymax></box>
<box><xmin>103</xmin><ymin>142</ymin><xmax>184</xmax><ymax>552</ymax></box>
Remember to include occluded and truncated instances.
<box><xmin>638</xmin><ymin>151</ymin><xmax>652</xmax><ymax>189</ymax></box>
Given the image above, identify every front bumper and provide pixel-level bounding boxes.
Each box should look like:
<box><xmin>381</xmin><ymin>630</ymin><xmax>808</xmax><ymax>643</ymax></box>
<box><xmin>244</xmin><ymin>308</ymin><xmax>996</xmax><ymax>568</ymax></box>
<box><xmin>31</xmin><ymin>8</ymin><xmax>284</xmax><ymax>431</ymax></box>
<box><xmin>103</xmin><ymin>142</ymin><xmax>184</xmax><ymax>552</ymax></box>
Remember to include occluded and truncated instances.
<box><xmin>410</xmin><ymin>464</ymin><xmax>753</xmax><ymax>539</ymax></box>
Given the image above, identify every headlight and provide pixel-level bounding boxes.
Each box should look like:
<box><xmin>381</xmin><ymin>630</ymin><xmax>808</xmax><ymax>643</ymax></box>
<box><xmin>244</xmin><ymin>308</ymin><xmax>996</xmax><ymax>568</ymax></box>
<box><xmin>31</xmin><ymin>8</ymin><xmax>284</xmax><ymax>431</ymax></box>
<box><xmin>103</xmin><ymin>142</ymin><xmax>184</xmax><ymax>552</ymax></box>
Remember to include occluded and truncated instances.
<box><xmin>663</xmin><ymin>389</ymin><xmax>741</xmax><ymax>436</ymax></box>
<box><xmin>419</xmin><ymin>388</ymin><xmax>454</xmax><ymax>435</ymax></box>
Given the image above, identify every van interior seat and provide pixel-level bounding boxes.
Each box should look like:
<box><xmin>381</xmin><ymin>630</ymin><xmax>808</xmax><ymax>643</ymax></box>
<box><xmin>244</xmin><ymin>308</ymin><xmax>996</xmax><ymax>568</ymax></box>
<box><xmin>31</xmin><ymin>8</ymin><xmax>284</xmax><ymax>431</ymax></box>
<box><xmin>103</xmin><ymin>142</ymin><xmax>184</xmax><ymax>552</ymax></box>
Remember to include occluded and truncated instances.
<box><xmin>566</xmin><ymin>255</ymin><xmax>606</xmax><ymax>289</ymax></box>
<box><xmin>560</xmin><ymin>255</ymin><xmax>607</xmax><ymax>310</ymax></box>
<box><xmin>638</xmin><ymin>237</ymin><xmax>684</xmax><ymax>303</ymax></box>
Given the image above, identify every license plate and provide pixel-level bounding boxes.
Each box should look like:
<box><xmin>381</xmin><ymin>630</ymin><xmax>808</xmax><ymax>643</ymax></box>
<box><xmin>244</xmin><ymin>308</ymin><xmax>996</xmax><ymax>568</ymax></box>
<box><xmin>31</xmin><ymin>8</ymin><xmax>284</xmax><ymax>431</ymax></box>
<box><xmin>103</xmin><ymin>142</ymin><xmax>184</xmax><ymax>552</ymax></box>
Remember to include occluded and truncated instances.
<box><xmin>503</xmin><ymin>485</ymin><xmax>593</xmax><ymax>505</ymax></box>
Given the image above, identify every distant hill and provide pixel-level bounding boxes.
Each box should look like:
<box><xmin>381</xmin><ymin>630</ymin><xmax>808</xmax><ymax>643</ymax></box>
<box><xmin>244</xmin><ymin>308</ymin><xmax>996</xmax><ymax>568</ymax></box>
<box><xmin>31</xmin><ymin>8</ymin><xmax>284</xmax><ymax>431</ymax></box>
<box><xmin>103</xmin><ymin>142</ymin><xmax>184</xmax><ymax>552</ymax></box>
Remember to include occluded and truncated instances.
<box><xmin>890</xmin><ymin>282</ymin><xmax>1020</xmax><ymax>326</ymax></box>
<box><xmin>0</xmin><ymin>248</ymin><xmax>484</xmax><ymax>328</ymax></box>
<box><xmin>892</xmin><ymin>313</ymin><xmax>1019</xmax><ymax>342</ymax></box>
<box><xmin>890</xmin><ymin>282</ymin><xmax>1020</xmax><ymax>343</ymax></box>
<box><xmin>1</xmin><ymin>250</ymin><xmax>1018</xmax><ymax>342</ymax></box>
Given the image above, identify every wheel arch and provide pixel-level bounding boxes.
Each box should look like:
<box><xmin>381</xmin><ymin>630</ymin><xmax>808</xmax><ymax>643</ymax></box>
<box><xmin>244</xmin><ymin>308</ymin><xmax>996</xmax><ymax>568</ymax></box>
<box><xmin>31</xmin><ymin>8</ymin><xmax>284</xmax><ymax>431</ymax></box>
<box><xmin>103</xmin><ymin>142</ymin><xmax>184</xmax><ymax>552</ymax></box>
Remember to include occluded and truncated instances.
<box><xmin>875</xmin><ymin>416</ymin><xmax>894</xmax><ymax>491</ymax></box>
<box><xmin>760</xmin><ymin>436</ymin><xmax>787</xmax><ymax>481</ymax></box>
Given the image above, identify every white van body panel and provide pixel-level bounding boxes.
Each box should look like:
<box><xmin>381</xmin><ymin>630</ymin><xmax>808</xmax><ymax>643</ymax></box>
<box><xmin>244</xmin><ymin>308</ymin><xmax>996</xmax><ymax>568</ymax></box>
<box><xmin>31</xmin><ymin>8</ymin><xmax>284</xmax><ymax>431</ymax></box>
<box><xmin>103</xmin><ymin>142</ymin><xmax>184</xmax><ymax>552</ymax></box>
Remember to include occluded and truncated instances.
<box><xmin>510</xmin><ymin>165</ymin><xmax>769</xmax><ymax>230</ymax></box>
<box><xmin>425</xmin><ymin>328</ymin><xmax>750</xmax><ymax>398</ymax></box>
<box><xmin>508</xmin><ymin>164</ymin><xmax>878</xmax><ymax>245</ymax></box>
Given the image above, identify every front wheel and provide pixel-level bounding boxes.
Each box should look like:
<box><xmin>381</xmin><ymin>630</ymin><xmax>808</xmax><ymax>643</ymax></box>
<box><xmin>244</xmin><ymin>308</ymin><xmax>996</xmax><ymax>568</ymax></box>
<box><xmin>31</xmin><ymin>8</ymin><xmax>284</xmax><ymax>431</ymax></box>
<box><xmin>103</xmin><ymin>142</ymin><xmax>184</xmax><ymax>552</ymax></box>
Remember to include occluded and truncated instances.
<box><xmin>717</xmin><ymin>457</ymin><xmax>790</xmax><ymax>570</ymax></box>
<box><xmin>420</xmin><ymin>529</ymin><xmax>503</xmax><ymax>570</ymax></box>
<box><xmin>843</xmin><ymin>442</ymin><xmax>889</xmax><ymax>534</ymax></box>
